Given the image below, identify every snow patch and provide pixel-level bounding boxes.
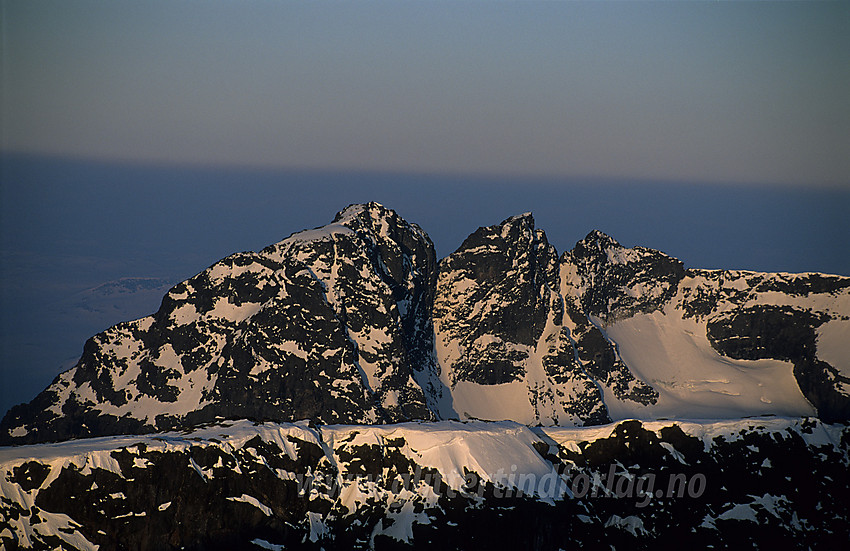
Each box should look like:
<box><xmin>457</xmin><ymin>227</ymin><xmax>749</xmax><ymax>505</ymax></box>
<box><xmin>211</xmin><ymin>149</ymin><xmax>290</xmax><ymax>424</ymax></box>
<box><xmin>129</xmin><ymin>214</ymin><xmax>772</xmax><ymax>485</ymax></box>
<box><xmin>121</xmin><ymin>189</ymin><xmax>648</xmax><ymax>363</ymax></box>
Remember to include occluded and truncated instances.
<box><xmin>816</xmin><ymin>318</ymin><xmax>850</xmax><ymax>378</ymax></box>
<box><xmin>717</xmin><ymin>503</ymin><xmax>758</xmax><ymax>522</ymax></box>
<box><xmin>287</xmin><ymin>223</ymin><xmax>354</xmax><ymax>245</ymax></box>
<box><xmin>603</xmin><ymin>309</ymin><xmax>815</xmax><ymax>420</ymax></box>
<box><xmin>451</xmin><ymin>381</ymin><xmax>534</xmax><ymax>424</ymax></box>
<box><xmin>251</xmin><ymin>539</ymin><xmax>286</xmax><ymax>551</ymax></box>
<box><xmin>227</xmin><ymin>494</ymin><xmax>273</xmax><ymax>517</ymax></box>
<box><xmin>604</xmin><ymin>514</ymin><xmax>647</xmax><ymax>536</ymax></box>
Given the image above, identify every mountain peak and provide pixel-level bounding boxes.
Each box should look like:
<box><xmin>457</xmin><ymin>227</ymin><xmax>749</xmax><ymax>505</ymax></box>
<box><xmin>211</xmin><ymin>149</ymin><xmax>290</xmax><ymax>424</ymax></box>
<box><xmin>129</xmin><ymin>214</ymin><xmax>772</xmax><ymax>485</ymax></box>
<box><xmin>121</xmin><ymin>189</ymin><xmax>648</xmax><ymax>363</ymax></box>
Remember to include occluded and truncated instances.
<box><xmin>333</xmin><ymin>201</ymin><xmax>391</xmax><ymax>224</ymax></box>
<box><xmin>566</xmin><ymin>230</ymin><xmax>685</xmax><ymax>321</ymax></box>
<box><xmin>2</xmin><ymin>204</ymin><xmax>848</xmax><ymax>446</ymax></box>
<box><xmin>501</xmin><ymin>211</ymin><xmax>534</xmax><ymax>227</ymax></box>
<box><xmin>578</xmin><ymin>229</ymin><xmax>622</xmax><ymax>252</ymax></box>
<box><xmin>505</xmin><ymin>211</ymin><xmax>534</xmax><ymax>223</ymax></box>
<box><xmin>328</xmin><ymin>202</ymin><xmax>431</xmax><ymax>247</ymax></box>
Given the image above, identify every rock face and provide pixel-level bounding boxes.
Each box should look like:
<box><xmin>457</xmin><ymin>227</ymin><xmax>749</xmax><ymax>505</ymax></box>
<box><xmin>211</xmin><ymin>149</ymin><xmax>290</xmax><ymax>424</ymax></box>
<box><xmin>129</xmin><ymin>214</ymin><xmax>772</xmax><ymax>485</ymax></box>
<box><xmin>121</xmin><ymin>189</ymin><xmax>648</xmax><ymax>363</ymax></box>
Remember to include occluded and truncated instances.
<box><xmin>566</xmin><ymin>229</ymin><xmax>686</xmax><ymax>321</ymax></box>
<box><xmin>2</xmin><ymin>203</ymin><xmax>850</xmax><ymax>445</ymax></box>
<box><xmin>560</xmin><ymin>234</ymin><xmax>662</xmax><ymax>408</ymax></box>
<box><xmin>433</xmin><ymin>215</ymin><xmax>620</xmax><ymax>426</ymax></box>
<box><xmin>2</xmin><ymin>418</ymin><xmax>847</xmax><ymax>550</ymax></box>
<box><xmin>1</xmin><ymin>204</ymin><xmax>444</xmax><ymax>443</ymax></box>
<box><xmin>706</xmin><ymin>304</ymin><xmax>850</xmax><ymax>423</ymax></box>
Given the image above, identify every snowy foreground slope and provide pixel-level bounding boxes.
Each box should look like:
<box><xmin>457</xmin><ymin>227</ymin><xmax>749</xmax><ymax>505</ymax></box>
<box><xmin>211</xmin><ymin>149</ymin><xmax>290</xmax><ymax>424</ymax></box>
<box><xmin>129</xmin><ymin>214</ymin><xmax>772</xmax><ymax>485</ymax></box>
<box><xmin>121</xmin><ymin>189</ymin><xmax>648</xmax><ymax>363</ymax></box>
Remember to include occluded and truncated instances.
<box><xmin>2</xmin><ymin>203</ymin><xmax>849</xmax><ymax>444</ymax></box>
<box><xmin>2</xmin><ymin>418</ymin><xmax>848</xmax><ymax>550</ymax></box>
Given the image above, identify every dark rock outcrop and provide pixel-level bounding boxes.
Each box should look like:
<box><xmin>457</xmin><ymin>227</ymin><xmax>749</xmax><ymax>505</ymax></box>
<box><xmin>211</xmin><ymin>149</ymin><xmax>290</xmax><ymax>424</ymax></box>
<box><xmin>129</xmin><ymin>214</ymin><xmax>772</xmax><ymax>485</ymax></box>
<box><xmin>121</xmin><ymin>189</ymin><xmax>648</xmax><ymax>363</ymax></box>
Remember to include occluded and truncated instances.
<box><xmin>565</xmin><ymin>230</ymin><xmax>686</xmax><ymax>321</ymax></box>
<box><xmin>2</xmin><ymin>418</ymin><xmax>847</xmax><ymax>550</ymax></box>
<box><xmin>707</xmin><ymin>306</ymin><xmax>850</xmax><ymax>423</ymax></box>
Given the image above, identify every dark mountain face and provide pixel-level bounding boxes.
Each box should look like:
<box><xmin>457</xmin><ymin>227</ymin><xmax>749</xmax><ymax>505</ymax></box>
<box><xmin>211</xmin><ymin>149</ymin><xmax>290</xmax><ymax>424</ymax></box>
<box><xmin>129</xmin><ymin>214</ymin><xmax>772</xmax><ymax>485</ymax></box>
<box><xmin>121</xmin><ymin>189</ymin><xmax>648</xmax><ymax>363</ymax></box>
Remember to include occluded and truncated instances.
<box><xmin>566</xmin><ymin>229</ymin><xmax>686</xmax><ymax>321</ymax></box>
<box><xmin>2</xmin><ymin>203</ymin><xmax>849</xmax><ymax>446</ymax></box>
<box><xmin>432</xmin><ymin>214</ymin><xmax>640</xmax><ymax>426</ymax></box>
<box><xmin>1</xmin><ymin>203</ymin><xmax>442</xmax><ymax>444</ymax></box>
<box><xmin>435</xmin><ymin>214</ymin><xmax>555</xmax><ymax>385</ymax></box>
<box><xmin>707</xmin><ymin>305</ymin><xmax>850</xmax><ymax>423</ymax></box>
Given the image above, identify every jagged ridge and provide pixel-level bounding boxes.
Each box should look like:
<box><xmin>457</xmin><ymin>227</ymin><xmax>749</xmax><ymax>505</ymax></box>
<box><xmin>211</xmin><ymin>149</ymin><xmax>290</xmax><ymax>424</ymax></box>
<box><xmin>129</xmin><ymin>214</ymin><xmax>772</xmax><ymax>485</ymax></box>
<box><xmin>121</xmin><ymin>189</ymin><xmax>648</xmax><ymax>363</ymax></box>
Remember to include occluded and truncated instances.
<box><xmin>2</xmin><ymin>418</ymin><xmax>848</xmax><ymax>550</ymax></box>
<box><xmin>2</xmin><ymin>203</ymin><xmax>849</xmax><ymax>445</ymax></box>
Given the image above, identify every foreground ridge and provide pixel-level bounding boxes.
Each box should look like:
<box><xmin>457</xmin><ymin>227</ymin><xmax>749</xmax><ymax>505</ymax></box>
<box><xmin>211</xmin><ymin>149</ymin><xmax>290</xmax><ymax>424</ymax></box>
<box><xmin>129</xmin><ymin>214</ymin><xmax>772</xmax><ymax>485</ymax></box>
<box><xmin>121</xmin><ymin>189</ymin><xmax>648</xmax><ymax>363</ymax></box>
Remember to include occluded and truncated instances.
<box><xmin>1</xmin><ymin>417</ymin><xmax>847</xmax><ymax>550</ymax></box>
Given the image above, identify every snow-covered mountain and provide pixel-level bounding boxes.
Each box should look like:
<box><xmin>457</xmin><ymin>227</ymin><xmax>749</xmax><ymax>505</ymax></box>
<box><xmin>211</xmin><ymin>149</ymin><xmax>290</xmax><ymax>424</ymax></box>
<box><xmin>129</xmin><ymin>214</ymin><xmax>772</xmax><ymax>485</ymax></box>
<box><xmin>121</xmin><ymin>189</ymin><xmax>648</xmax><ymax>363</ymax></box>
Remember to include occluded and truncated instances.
<box><xmin>567</xmin><ymin>233</ymin><xmax>850</xmax><ymax>423</ymax></box>
<box><xmin>2</xmin><ymin>204</ymin><xmax>443</xmax><ymax>444</ymax></box>
<box><xmin>2</xmin><ymin>202</ymin><xmax>848</xmax><ymax>445</ymax></box>
<box><xmin>2</xmin><ymin>202</ymin><xmax>849</xmax><ymax>550</ymax></box>
<box><xmin>433</xmin><ymin>213</ymin><xmax>612</xmax><ymax>426</ymax></box>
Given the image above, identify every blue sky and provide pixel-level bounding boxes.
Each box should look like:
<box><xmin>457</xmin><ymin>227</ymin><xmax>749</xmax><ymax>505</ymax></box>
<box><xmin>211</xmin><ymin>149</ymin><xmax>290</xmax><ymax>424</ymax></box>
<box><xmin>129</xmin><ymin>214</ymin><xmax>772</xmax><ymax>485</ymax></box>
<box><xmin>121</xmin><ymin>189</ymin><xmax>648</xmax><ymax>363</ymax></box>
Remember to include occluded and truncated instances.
<box><xmin>4</xmin><ymin>0</ymin><xmax>849</xmax><ymax>184</ymax></box>
<box><xmin>1</xmin><ymin>1</ymin><xmax>849</xmax><ymax>415</ymax></box>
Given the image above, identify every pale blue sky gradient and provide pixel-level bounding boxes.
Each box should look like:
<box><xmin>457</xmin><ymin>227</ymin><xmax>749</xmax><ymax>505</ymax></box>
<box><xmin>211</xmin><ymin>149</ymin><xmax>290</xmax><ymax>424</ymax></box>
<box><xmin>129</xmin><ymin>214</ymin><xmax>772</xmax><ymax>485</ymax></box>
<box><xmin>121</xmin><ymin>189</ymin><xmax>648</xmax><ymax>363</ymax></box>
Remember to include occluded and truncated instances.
<box><xmin>3</xmin><ymin>0</ymin><xmax>849</xmax><ymax>185</ymax></box>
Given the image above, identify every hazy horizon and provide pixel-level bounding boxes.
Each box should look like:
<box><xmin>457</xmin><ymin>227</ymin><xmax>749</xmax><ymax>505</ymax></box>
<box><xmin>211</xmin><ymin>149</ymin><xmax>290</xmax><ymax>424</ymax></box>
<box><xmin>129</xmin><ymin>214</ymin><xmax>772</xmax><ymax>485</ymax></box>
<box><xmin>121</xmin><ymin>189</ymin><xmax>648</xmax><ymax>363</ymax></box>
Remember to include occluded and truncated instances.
<box><xmin>4</xmin><ymin>1</ymin><xmax>849</xmax><ymax>186</ymax></box>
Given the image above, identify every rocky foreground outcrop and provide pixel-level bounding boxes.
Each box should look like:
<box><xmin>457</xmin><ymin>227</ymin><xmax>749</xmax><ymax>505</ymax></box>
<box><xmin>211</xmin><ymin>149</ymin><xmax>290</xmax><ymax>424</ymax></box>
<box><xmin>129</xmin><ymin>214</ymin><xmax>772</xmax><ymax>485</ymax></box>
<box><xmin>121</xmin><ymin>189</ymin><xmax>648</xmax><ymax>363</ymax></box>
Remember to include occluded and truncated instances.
<box><xmin>1</xmin><ymin>418</ymin><xmax>847</xmax><ymax>550</ymax></box>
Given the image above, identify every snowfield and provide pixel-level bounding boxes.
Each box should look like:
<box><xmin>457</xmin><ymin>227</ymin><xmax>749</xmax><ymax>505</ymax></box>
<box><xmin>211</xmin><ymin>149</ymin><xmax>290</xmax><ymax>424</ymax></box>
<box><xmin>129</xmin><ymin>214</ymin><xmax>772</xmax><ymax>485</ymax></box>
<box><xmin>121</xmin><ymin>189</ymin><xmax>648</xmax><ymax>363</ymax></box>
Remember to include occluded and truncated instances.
<box><xmin>602</xmin><ymin>308</ymin><xmax>816</xmax><ymax>420</ymax></box>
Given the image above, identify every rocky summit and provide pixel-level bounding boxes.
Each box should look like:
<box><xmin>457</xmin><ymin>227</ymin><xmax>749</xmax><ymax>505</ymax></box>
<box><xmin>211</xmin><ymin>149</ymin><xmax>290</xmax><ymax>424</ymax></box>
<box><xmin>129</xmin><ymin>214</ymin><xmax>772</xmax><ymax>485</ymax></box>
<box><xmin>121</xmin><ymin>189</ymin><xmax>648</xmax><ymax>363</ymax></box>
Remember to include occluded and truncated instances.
<box><xmin>1</xmin><ymin>202</ymin><xmax>849</xmax><ymax>550</ymax></box>
<box><xmin>2</xmin><ymin>203</ymin><xmax>849</xmax><ymax>444</ymax></box>
<box><xmin>2</xmin><ymin>204</ymin><xmax>443</xmax><ymax>444</ymax></box>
